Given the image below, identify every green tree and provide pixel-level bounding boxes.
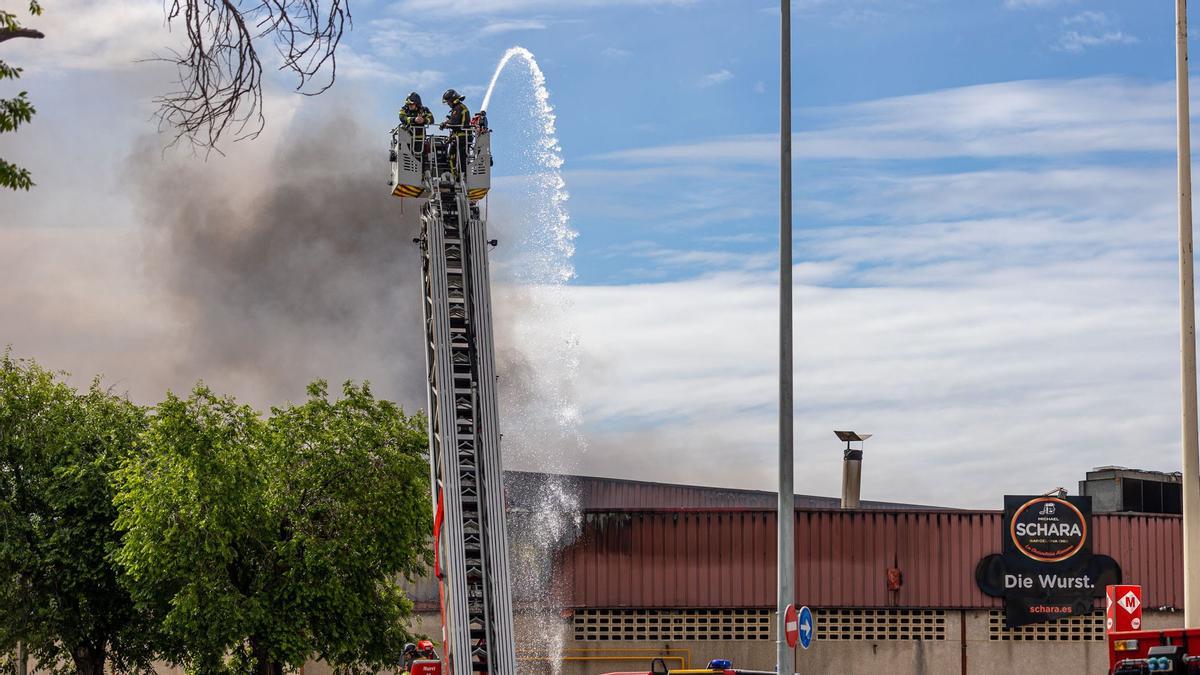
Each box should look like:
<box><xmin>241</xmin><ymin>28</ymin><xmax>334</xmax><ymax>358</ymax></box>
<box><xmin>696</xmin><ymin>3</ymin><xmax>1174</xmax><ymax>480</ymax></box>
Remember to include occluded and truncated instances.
<box><xmin>0</xmin><ymin>2</ymin><xmax>44</xmax><ymax>190</ymax></box>
<box><xmin>0</xmin><ymin>352</ymin><xmax>156</xmax><ymax>675</ymax></box>
<box><xmin>115</xmin><ymin>381</ymin><xmax>432</xmax><ymax>675</ymax></box>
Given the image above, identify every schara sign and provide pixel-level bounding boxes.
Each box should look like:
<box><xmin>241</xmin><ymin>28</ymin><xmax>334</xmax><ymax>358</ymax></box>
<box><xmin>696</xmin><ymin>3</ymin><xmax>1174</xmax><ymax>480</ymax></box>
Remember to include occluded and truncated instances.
<box><xmin>975</xmin><ymin>495</ymin><xmax>1121</xmax><ymax>628</ymax></box>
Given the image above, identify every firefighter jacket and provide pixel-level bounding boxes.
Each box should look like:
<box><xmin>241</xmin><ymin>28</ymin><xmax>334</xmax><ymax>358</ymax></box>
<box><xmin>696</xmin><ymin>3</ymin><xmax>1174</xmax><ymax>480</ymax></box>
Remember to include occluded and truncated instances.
<box><xmin>443</xmin><ymin>101</ymin><xmax>471</xmax><ymax>136</ymax></box>
<box><xmin>400</xmin><ymin>105</ymin><xmax>433</xmax><ymax>128</ymax></box>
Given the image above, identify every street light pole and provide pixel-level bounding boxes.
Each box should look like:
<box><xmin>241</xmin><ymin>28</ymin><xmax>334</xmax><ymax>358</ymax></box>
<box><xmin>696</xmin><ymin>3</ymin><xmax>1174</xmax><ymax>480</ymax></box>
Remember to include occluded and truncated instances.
<box><xmin>777</xmin><ymin>0</ymin><xmax>796</xmax><ymax>673</ymax></box>
<box><xmin>1175</xmin><ymin>0</ymin><xmax>1200</xmax><ymax>629</ymax></box>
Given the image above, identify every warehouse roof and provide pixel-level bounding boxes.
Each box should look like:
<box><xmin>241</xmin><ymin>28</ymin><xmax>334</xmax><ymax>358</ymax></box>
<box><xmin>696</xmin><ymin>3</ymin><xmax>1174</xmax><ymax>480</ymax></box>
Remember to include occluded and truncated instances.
<box><xmin>504</xmin><ymin>470</ymin><xmax>950</xmax><ymax>512</ymax></box>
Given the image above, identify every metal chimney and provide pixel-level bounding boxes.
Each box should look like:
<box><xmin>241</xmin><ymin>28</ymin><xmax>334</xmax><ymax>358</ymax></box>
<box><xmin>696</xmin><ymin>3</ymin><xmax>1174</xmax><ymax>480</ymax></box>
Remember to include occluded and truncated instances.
<box><xmin>835</xmin><ymin>431</ymin><xmax>872</xmax><ymax>509</ymax></box>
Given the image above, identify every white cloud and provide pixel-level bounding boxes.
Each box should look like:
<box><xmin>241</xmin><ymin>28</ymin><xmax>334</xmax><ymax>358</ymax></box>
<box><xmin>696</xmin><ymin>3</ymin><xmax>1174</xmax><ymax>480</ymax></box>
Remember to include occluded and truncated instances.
<box><xmin>601</xmin><ymin>47</ymin><xmax>633</xmax><ymax>59</ymax></box>
<box><xmin>395</xmin><ymin>0</ymin><xmax>697</xmax><ymax>16</ymax></box>
<box><xmin>1056</xmin><ymin>29</ymin><xmax>1139</xmax><ymax>53</ymax></box>
<box><xmin>480</xmin><ymin>19</ymin><xmax>549</xmax><ymax>36</ymax></box>
<box><xmin>336</xmin><ymin>46</ymin><xmax>445</xmax><ymax>87</ymax></box>
<box><xmin>1061</xmin><ymin>10</ymin><xmax>1108</xmax><ymax>26</ymax></box>
<box><xmin>698</xmin><ymin>69</ymin><xmax>734</xmax><ymax>88</ymax></box>
<box><xmin>1054</xmin><ymin>11</ymin><xmax>1138</xmax><ymax>53</ymax></box>
<box><xmin>791</xmin><ymin>0</ymin><xmax>932</xmax><ymax>24</ymax></box>
<box><xmin>529</xmin><ymin>235</ymin><xmax>1181</xmax><ymax>506</ymax></box>
<box><xmin>1003</xmin><ymin>0</ymin><xmax>1076</xmax><ymax>8</ymax></box>
<box><xmin>596</xmin><ymin>77</ymin><xmax>1176</xmax><ymax>163</ymax></box>
<box><xmin>366</xmin><ymin>18</ymin><xmax>463</xmax><ymax>59</ymax></box>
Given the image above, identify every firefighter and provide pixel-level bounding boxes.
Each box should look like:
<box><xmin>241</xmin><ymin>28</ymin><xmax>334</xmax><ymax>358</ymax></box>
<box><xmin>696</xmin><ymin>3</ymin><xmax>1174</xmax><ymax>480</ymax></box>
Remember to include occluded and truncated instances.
<box><xmin>400</xmin><ymin>92</ymin><xmax>433</xmax><ymax>131</ymax></box>
<box><xmin>439</xmin><ymin>88</ymin><xmax>471</xmax><ymax>178</ymax></box>
<box><xmin>399</xmin><ymin>92</ymin><xmax>433</xmax><ymax>167</ymax></box>
<box><xmin>401</xmin><ymin>643</ymin><xmax>417</xmax><ymax>673</ymax></box>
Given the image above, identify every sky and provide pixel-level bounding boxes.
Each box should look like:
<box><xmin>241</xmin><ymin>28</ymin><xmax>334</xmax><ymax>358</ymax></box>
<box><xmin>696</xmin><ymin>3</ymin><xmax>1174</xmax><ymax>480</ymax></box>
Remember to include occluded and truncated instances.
<box><xmin>0</xmin><ymin>0</ymin><xmax>1195</xmax><ymax>508</ymax></box>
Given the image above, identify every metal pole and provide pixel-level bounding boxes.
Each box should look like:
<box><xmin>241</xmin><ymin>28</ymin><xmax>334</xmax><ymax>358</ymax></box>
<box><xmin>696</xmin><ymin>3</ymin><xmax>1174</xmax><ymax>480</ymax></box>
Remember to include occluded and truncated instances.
<box><xmin>777</xmin><ymin>0</ymin><xmax>796</xmax><ymax>673</ymax></box>
<box><xmin>1176</xmin><ymin>0</ymin><xmax>1200</xmax><ymax>629</ymax></box>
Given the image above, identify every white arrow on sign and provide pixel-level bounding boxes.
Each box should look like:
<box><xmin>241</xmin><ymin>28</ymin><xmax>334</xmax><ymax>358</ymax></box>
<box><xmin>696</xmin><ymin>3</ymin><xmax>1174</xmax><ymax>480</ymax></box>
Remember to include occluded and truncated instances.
<box><xmin>801</xmin><ymin>620</ymin><xmax>811</xmax><ymax>636</ymax></box>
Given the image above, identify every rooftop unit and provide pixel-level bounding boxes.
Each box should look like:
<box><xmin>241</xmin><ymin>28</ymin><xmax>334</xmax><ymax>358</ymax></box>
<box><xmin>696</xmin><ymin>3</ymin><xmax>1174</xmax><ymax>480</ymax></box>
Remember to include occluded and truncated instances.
<box><xmin>1078</xmin><ymin>466</ymin><xmax>1183</xmax><ymax>515</ymax></box>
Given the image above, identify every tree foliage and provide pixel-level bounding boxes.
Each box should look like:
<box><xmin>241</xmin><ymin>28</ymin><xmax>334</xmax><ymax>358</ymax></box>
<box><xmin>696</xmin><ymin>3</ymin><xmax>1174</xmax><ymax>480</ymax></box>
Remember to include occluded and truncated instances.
<box><xmin>0</xmin><ymin>1</ymin><xmax>44</xmax><ymax>190</ymax></box>
<box><xmin>0</xmin><ymin>352</ymin><xmax>155</xmax><ymax>675</ymax></box>
<box><xmin>114</xmin><ymin>380</ymin><xmax>432</xmax><ymax>675</ymax></box>
<box><xmin>157</xmin><ymin>0</ymin><xmax>350</xmax><ymax>150</ymax></box>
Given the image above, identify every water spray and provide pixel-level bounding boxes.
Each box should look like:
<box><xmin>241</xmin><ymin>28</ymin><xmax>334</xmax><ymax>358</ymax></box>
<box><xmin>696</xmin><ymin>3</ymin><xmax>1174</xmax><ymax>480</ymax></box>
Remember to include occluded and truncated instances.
<box><xmin>480</xmin><ymin>46</ymin><xmax>583</xmax><ymax>675</ymax></box>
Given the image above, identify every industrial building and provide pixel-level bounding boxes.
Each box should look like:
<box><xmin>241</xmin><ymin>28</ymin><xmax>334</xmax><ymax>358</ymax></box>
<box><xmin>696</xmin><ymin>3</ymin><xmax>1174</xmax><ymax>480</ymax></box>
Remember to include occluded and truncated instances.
<box><xmin>400</xmin><ymin>468</ymin><xmax>1185</xmax><ymax>675</ymax></box>
<box><xmin>267</xmin><ymin>467</ymin><xmax>1189</xmax><ymax>675</ymax></box>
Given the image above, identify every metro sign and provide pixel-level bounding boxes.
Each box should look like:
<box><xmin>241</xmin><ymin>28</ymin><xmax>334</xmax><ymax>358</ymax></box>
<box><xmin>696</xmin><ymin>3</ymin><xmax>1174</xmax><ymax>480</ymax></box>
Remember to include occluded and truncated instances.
<box><xmin>1118</xmin><ymin>590</ymin><xmax>1141</xmax><ymax>614</ymax></box>
<box><xmin>1106</xmin><ymin>585</ymin><xmax>1143</xmax><ymax>634</ymax></box>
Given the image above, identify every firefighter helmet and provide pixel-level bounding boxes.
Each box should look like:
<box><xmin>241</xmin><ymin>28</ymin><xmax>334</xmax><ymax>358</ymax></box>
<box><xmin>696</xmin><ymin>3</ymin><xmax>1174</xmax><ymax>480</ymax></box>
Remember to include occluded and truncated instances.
<box><xmin>406</xmin><ymin>92</ymin><xmax>422</xmax><ymax>107</ymax></box>
<box><xmin>442</xmin><ymin>89</ymin><xmax>462</xmax><ymax>104</ymax></box>
<box><xmin>417</xmin><ymin>639</ymin><xmax>435</xmax><ymax>652</ymax></box>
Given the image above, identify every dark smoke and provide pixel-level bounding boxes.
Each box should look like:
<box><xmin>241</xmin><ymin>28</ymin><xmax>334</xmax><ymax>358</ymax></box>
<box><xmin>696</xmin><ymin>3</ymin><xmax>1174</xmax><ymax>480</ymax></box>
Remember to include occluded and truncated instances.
<box><xmin>128</xmin><ymin>107</ymin><xmax>556</xmax><ymax>428</ymax></box>
<box><xmin>131</xmin><ymin>112</ymin><xmax>428</xmax><ymax>409</ymax></box>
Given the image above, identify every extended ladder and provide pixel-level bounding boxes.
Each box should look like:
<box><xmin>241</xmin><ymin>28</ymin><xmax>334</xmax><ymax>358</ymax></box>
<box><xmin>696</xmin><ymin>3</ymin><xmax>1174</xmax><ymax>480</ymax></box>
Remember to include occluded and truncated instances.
<box><xmin>414</xmin><ymin>135</ymin><xmax>516</xmax><ymax>675</ymax></box>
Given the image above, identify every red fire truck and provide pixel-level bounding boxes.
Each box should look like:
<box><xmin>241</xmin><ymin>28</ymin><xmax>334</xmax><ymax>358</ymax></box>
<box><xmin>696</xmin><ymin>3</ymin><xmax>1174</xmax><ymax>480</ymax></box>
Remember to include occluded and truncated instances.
<box><xmin>1107</xmin><ymin>585</ymin><xmax>1200</xmax><ymax>673</ymax></box>
<box><xmin>602</xmin><ymin>658</ymin><xmax>775</xmax><ymax>675</ymax></box>
<box><xmin>1108</xmin><ymin>628</ymin><xmax>1200</xmax><ymax>673</ymax></box>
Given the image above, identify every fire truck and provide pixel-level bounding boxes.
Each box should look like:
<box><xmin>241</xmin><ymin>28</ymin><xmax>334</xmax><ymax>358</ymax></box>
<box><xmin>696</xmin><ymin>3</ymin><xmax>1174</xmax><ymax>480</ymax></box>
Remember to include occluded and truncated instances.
<box><xmin>602</xmin><ymin>658</ymin><xmax>775</xmax><ymax>675</ymax></box>
<box><xmin>1106</xmin><ymin>586</ymin><xmax>1200</xmax><ymax>673</ymax></box>
<box><xmin>1109</xmin><ymin>629</ymin><xmax>1200</xmax><ymax>674</ymax></box>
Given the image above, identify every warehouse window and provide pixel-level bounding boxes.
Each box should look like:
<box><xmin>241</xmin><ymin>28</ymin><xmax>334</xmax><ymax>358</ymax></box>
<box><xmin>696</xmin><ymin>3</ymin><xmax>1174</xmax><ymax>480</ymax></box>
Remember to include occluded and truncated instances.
<box><xmin>815</xmin><ymin>609</ymin><xmax>946</xmax><ymax>641</ymax></box>
<box><xmin>987</xmin><ymin>610</ymin><xmax>1105</xmax><ymax>641</ymax></box>
<box><xmin>572</xmin><ymin>609</ymin><xmax>771</xmax><ymax>641</ymax></box>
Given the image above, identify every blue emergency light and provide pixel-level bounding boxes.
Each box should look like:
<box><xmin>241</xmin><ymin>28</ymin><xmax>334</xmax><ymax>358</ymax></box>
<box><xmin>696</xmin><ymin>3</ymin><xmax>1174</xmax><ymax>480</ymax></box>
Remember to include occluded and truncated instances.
<box><xmin>707</xmin><ymin>659</ymin><xmax>732</xmax><ymax>670</ymax></box>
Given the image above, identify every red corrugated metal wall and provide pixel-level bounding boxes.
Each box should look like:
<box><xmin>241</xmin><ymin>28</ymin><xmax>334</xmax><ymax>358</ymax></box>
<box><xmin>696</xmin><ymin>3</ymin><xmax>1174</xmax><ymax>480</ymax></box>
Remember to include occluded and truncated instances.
<box><xmin>558</xmin><ymin>510</ymin><xmax>1183</xmax><ymax>610</ymax></box>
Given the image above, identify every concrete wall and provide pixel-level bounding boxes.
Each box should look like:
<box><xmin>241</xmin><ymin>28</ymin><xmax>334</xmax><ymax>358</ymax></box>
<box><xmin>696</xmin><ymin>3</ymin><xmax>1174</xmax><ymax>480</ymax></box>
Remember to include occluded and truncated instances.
<box><xmin>18</xmin><ymin>609</ymin><xmax>1186</xmax><ymax>674</ymax></box>
<box><xmin>552</xmin><ymin>610</ymin><xmax>1185</xmax><ymax>675</ymax></box>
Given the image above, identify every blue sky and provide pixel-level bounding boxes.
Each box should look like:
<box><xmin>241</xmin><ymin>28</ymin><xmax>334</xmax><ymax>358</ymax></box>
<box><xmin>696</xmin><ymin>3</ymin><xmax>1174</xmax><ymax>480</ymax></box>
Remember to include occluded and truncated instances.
<box><xmin>1</xmin><ymin>0</ymin><xmax>1197</xmax><ymax>506</ymax></box>
<box><xmin>328</xmin><ymin>0</ymin><xmax>1183</xmax><ymax>285</ymax></box>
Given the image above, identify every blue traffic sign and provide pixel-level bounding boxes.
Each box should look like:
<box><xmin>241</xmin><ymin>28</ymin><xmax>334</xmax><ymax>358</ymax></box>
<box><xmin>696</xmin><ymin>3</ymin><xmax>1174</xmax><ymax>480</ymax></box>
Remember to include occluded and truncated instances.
<box><xmin>798</xmin><ymin>605</ymin><xmax>814</xmax><ymax>649</ymax></box>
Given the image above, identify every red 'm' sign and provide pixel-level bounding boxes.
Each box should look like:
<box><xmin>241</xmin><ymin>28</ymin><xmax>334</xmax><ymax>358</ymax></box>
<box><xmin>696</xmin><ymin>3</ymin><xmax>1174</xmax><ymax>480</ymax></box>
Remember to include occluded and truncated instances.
<box><xmin>1106</xmin><ymin>585</ymin><xmax>1142</xmax><ymax>633</ymax></box>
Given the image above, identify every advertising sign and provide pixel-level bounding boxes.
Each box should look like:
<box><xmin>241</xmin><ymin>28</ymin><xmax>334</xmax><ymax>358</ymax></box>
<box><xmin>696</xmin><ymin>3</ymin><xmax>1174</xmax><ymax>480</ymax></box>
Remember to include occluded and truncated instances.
<box><xmin>976</xmin><ymin>495</ymin><xmax>1121</xmax><ymax>627</ymax></box>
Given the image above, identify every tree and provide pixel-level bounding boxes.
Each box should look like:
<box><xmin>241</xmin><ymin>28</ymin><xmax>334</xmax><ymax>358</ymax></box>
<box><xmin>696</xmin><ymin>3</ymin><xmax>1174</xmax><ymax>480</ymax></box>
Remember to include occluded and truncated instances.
<box><xmin>0</xmin><ymin>1</ymin><xmax>44</xmax><ymax>190</ymax></box>
<box><xmin>0</xmin><ymin>352</ymin><xmax>156</xmax><ymax>675</ymax></box>
<box><xmin>114</xmin><ymin>380</ymin><xmax>432</xmax><ymax>675</ymax></box>
<box><xmin>157</xmin><ymin>0</ymin><xmax>350</xmax><ymax>149</ymax></box>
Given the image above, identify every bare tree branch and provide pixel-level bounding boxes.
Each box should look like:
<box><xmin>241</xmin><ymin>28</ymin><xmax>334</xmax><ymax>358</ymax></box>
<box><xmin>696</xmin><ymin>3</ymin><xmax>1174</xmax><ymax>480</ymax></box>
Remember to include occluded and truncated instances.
<box><xmin>0</xmin><ymin>28</ymin><xmax>44</xmax><ymax>43</ymax></box>
<box><xmin>155</xmin><ymin>0</ymin><xmax>350</xmax><ymax>151</ymax></box>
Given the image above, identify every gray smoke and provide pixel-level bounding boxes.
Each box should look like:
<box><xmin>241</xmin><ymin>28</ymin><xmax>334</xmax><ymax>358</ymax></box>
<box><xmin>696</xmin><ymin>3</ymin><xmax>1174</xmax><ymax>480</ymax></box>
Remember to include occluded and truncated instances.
<box><xmin>128</xmin><ymin>108</ymin><xmax>562</xmax><ymax>431</ymax></box>
<box><xmin>131</xmin><ymin>112</ymin><xmax>428</xmax><ymax>409</ymax></box>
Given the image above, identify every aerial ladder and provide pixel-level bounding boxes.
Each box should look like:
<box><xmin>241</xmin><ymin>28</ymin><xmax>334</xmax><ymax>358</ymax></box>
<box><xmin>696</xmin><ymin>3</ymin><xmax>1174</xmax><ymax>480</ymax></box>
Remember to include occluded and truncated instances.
<box><xmin>390</xmin><ymin>120</ymin><xmax>517</xmax><ymax>675</ymax></box>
